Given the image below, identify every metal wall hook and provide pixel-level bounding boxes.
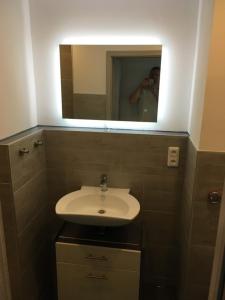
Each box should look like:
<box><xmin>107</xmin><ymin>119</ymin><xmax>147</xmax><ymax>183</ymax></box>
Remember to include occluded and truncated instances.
<box><xmin>19</xmin><ymin>148</ymin><xmax>29</xmax><ymax>155</ymax></box>
<box><xmin>34</xmin><ymin>140</ymin><xmax>43</xmax><ymax>147</ymax></box>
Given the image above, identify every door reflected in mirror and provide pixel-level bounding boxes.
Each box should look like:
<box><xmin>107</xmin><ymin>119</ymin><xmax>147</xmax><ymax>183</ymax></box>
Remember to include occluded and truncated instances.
<box><xmin>59</xmin><ymin>45</ymin><xmax>162</xmax><ymax>122</ymax></box>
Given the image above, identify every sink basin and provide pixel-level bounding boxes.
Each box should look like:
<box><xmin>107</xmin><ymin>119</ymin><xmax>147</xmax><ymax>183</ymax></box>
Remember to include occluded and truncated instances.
<box><xmin>55</xmin><ymin>186</ymin><xmax>140</xmax><ymax>227</ymax></box>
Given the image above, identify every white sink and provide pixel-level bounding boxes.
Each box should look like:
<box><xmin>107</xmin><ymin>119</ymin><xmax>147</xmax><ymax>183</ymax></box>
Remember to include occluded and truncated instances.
<box><xmin>55</xmin><ymin>186</ymin><xmax>140</xmax><ymax>227</ymax></box>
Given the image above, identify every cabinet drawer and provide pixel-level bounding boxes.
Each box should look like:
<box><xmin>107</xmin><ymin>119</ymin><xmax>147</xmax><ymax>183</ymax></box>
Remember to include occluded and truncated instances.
<box><xmin>57</xmin><ymin>262</ymin><xmax>140</xmax><ymax>300</ymax></box>
<box><xmin>56</xmin><ymin>242</ymin><xmax>141</xmax><ymax>271</ymax></box>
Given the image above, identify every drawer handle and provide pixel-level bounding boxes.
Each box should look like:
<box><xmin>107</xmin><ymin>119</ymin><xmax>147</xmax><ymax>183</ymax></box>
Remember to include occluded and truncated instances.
<box><xmin>85</xmin><ymin>254</ymin><xmax>108</xmax><ymax>261</ymax></box>
<box><xmin>86</xmin><ymin>273</ymin><xmax>108</xmax><ymax>280</ymax></box>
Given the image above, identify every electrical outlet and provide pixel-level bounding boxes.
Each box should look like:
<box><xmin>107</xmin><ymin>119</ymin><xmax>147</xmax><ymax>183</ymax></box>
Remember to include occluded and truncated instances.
<box><xmin>167</xmin><ymin>147</ymin><xmax>180</xmax><ymax>167</ymax></box>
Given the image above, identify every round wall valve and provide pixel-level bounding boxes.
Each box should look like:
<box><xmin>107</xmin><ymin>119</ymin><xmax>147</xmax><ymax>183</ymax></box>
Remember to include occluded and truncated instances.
<box><xmin>208</xmin><ymin>191</ymin><xmax>221</xmax><ymax>204</ymax></box>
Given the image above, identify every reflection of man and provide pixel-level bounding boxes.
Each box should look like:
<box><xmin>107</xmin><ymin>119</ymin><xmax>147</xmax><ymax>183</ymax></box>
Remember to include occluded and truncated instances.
<box><xmin>129</xmin><ymin>67</ymin><xmax>160</xmax><ymax>122</ymax></box>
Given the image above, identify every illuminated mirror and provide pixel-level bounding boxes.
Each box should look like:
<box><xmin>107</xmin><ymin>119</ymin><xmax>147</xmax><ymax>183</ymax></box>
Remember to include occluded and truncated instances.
<box><xmin>60</xmin><ymin>45</ymin><xmax>162</xmax><ymax>122</ymax></box>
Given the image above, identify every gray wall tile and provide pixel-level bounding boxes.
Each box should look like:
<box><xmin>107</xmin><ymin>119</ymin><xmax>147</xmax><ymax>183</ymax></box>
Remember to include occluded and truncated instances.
<box><xmin>60</xmin><ymin>45</ymin><xmax>74</xmax><ymax>119</ymax></box>
<box><xmin>143</xmin><ymin>184</ymin><xmax>180</xmax><ymax>213</ymax></box>
<box><xmin>184</xmin><ymin>284</ymin><xmax>209</xmax><ymax>300</ymax></box>
<box><xmin>143</xmin><ymin>211</ymin><xmax>177</xmax><ymax>246</ymax></box>
<box><xmin>0</xmin><ymin>131</ymin><xmax>49</xmax><ymax>300</ymax></box>
<box><xmin>191</xmin><ymin>201</ymin><xmax>219</xmax><ymax>246</ymax></box>
<box><xmin>59</xmin><ymin>45</ymin><xmax>73</xmax><ymax>80</ymax></box>
<box><xmin>20</xmin><ymin>238</ymin><xmax>53</xmax><ymax>300</ymax></box>
<box><xmin>0</xmin><ymin>146</ymin><xmax>11</xmax><ymax>183</ymax></box>
<box><xmin>187</xmin><ymin>245</ymin><xmax>214</xmax><ymax>286</ymax></box>
<box><xmin>18</xmin><ymin>204</ymin><xmax>52</xmax><ymax>270</ymax></box>
<box><xmin>180</xmin><ymin>142</ymin><xmax>225</xmax><ymax>299</ymax></box>
<box><xmin>73</xmin><ymin>93</ymin><xmax>106</xmax><ymax>120</ymax></box>
<box><xmin>143</xmin><ymin>245</ymin><xmax>178</xmax><ymax>281</ymax></box>
<box><xmin>0</xmin><ymin>183</ymin><xmax>21</xmax><ymax>300</ymax></box>
<box><xmin>9</xmin><ymin>132</ymin><xmax>46</xmax><ymax>191</ymax></box>
<box><xmin>14</xmin><ymin>170</ymin><xmax>48</xmax><ymax>235</ymax></box>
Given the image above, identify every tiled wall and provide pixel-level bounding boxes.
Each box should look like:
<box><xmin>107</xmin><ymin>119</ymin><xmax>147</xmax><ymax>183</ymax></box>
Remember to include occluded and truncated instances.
<box><xmin>44</xmin><ymin>129</ymin><xmax>188</xmax><ymax>299</ymax></box>
<box><xmin>179</xmin><ymin>140</ymin><xmax>197</xmax><ymax>299</ymax></box>
<box><xmin>0</xmin><ymin>145</ymin><xmax>12</xmax><ymax>300</ymax></box>
<box><xmin>60</xmin><ymin>45</ymin><xmax>74</xmax><ymax>118</ymax></box>
<box><xmin>180</xmin><ymin>140</ymin><xmax>225</xmax><ymax>300</ymax></box>
<box><xmin>0</xmin><ymin>143</ymin><xmax>20</xmax><ymax>300</ymax></box>
<box><xmin>0</xmin><ymin>130</ymin><xmax>56</xmax><ymax>300</ymax></box>
<box><xmin>0</xmin><ymin>199</ymin><xmax>11</xmax><ymax>300</ymax></box>
<box><xmin>73</xmin><ymin>93</ymin><xmax>106</xmax><ymax>120</ymax></box>
<box><xmin>60</xmin><ymin>45</ymin><xmax>107</xmax><ymax>120</ymax></box>
<box><xmin>1</xmin><ymin>127</ymin><xmax>224</xmax><ymax>300</ymax></box>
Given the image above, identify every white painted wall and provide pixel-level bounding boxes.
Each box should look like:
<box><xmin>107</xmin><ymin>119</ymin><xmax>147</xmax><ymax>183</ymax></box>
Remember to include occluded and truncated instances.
<box><xmin>29</xmin><ymin>0</ymin><xmax>200</xmax><ymax>131</ymax></box>
<box><xmin>0</xmin><ymin>0</ymin><xmax>37</xmax><ymax>140</ymax></box>
<box><xmin>189</xmin><ymin>0</ymin><xmax>214</xmax><ymax>149</ymax></box>
<box><xmin>199</xmin><ymin>0</ymin><xmax>225</xmax><ymax>152</ymax></box>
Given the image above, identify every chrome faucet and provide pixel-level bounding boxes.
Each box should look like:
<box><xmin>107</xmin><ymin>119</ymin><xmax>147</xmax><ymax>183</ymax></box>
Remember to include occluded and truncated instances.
<box><xmin>100</xmin><ymin>174</ymin><xmax>108</xmax><ymax>192</ymax></box>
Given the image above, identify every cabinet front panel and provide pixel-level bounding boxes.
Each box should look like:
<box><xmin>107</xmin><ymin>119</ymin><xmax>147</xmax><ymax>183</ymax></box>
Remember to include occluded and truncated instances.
<box><xmin>57</xmin><ymin>262</ymin><xmax>140</xmax><ymax>300</ymax></box>
<box><xmin>56</xmin><ymin>242</ymin><xmax>141</xmax><ymax>271</ymax></box>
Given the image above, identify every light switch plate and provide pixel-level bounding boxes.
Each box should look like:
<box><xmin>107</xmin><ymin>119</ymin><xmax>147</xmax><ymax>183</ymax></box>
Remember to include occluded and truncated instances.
<box><xmin>167</xmin><ymin>147</ymin><xmax>180</xmax><ymax>167</ymax></box>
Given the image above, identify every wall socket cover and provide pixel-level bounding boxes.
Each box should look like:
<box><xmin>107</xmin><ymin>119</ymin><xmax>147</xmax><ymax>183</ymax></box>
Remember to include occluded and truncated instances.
<box><xmin>167</xmin><ymin>147</ymin><xmax>180</xmax><ymax>167</ymax></box>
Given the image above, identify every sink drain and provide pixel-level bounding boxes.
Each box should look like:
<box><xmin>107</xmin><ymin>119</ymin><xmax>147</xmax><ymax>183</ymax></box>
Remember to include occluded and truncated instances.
<box><xmin>98</xmin><ymin>209</ymin><xmax>106</xmax><ymax>214</ymax></box>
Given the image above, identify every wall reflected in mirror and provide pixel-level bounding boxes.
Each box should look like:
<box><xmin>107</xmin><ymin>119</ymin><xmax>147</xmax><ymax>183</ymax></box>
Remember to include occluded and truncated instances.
<box><xmin>59</xmin><ymin>45</ymin><xmax>162</xmax><ymax>122</ymax></box>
